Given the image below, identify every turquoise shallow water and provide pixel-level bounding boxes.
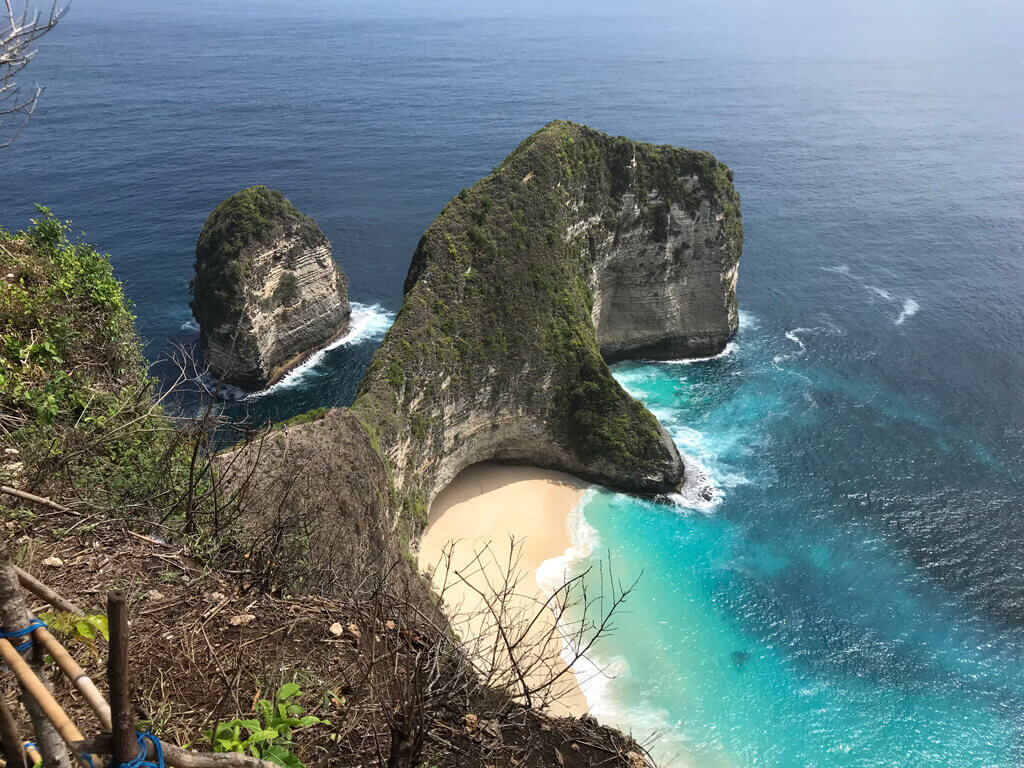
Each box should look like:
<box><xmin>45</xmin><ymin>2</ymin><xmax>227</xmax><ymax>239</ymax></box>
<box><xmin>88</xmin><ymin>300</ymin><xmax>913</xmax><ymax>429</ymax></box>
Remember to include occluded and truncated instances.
<box><xmin>568</xmin><ymin>314</ymin><xmax>1024</xmax><ymax>767</ymax></box>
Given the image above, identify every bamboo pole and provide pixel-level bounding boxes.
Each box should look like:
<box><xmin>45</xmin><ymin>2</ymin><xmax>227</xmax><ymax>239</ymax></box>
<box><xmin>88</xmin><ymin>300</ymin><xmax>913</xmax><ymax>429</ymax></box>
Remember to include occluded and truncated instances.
<box><xmin>0</xmin><ymin>695</ymin><xmax>26</xmax><ymax>768</ymax></box>
<box><xmin>107</xmin><ymin>592</ymin><xmax>134</xmax><ymax>768</ymax></box>
<box><xmin>0</xmin><ymin>639</ymin><xmax>91</xmax><ymax>765</ymax></box>
<box><xmin>75</xmin><ymin>734</ymin><xmax>276</xmax><ymax>768</ymax></box>
<box><xmin>29</xmin><ymin>625</ymin><xmax>111</xmax><ymax>730</ymax></box>
<box><xmin>24</xmin><ymin>744</ymin><xmax>41</xmax><ymax>766</ymax></box>
<box><xmin>0</xmin><ymin>540</ymin><xmax>71</xmax><ymax>768</ymax></box>
<box><xmin>14</xmin><ymin>568</ymin><xmax>83</xmax><ymax>617</ymax></box>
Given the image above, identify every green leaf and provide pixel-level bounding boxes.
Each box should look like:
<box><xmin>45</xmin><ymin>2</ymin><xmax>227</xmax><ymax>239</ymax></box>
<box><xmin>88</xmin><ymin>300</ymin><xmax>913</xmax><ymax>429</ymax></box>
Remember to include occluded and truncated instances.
<box><xmin>74</xmin><ymin>620</ymin><xmax>95</xmax><ymax>641</ymax></box>
<box><xmin>276</xmin><ymin>683</ymin><xmax>300</xmax><ymax>702</ymax></box>
<box><xmin>238</xmin><ymin>719</ymin><xmax>261</xmax><ymax>731</ymax></box>
<box><xmin>296</xmin><ymin>716</ymin><xmax>321</xmax><ymax>727</ymax></box>
<box><xmin>261</xmin><ymin>745</ymin><xmax>305</xmax><ymax>768</ymax></box>
<box><xmin>86</xmin><ymin>614</ymin><xmax>109</xmax><ymax>641</ymax></box>
<box><xmin>248</xmin><ymin>729</ymin><xmax>279</xmax><ymax>743</ymax></box>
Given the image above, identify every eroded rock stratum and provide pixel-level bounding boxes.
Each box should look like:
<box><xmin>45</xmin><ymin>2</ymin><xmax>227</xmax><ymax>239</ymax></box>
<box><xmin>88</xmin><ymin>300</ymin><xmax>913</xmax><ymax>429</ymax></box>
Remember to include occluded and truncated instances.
<box><xmin>191</xmin><ymin>185</ymin><xmax>350</xmax><ymax>389</ymax></box>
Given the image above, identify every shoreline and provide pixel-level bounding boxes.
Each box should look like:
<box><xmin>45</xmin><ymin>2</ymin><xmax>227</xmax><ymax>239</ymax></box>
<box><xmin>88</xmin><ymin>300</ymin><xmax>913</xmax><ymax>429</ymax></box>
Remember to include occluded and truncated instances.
<box><xmin>418</xmin><ymin>463</ymin><xmax>591</xmax><ymax>718</ymax></box>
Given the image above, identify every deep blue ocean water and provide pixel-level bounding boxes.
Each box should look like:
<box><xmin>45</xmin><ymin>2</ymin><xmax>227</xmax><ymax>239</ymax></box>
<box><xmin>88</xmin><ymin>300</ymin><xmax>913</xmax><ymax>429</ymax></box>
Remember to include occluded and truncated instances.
<box><xmin>3</xmin><ymin>1</ymin><xmax>1024</xmax><ymax>764</ymax></box>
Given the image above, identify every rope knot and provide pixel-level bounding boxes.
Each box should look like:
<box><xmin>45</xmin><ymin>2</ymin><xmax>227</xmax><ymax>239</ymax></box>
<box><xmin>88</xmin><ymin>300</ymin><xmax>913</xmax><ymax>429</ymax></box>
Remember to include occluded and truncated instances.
<box><xmin>0</xmin><ymin>618</ymin><xmax>45</xmax><ymax>652</ymax></box>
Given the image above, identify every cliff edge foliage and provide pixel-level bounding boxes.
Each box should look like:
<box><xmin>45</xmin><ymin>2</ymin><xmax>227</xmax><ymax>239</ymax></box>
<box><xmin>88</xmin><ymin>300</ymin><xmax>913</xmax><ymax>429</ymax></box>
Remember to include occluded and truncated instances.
<box><xmin>0</xmin><ymin>210</ymin><xmax>206</xmax><ymax>516</ymax></box>
<box><xmin>353</xmin><ymin>121</ymin><xmax>742</xmax><ymax>529</ymax></box>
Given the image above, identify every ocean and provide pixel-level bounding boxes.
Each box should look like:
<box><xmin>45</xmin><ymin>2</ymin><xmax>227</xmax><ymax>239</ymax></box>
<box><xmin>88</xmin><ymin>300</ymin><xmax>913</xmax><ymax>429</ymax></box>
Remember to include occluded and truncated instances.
<box><xmin>3</xmin><ymin>1</ymin><xmax>1023</xmax><ymax>764</ymax></box>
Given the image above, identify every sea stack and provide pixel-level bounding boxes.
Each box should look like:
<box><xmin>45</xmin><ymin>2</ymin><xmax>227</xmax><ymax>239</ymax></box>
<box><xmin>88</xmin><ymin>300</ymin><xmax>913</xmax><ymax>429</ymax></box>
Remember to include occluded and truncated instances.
<box><xmin>190</xmin><ymin>186</ymin><xmax>351</xmax><ymax>389</ymax></box>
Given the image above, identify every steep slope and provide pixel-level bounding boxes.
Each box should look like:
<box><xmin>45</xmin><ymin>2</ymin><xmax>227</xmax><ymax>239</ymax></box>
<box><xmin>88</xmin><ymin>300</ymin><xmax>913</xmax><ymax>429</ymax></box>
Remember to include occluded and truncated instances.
<box><xmin>191</xmin><ymin>186</ymin><xmax>351</xmax><ymax>389</ymax></box>
<box><xmin>352</xmin><ymin>121</ymin><xmax>742</xmax><ymax>527</ymax></box>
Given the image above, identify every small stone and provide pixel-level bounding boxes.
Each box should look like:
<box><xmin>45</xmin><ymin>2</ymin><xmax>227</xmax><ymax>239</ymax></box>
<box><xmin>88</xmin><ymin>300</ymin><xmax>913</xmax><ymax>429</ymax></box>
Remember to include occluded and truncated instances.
<box><xmin>571</xmin><ymin>742</ymin><xmax>579</xmax><ymax>751</ymax></box>
<box><xmin>228</xmin><ymin>613</ymin><xmax>256</xmax><ymax>626</ymax></box>
<box><xmin>329</xmin><ymin>622</ymin><xmax>344</xmax><ymax>637</ymax></box>
<box><xmin>145</xmin><ymin>590</ymin><xmax>165</xmax><ymax>601</ymax></box>
<box><xmin>462</xmin><ymin>713</ymin><xmax>478</xmax><ymax>731</ymax></box>
<box><xmin>3</xmin><ymin>448</ymin><xmax>18</xmax><ymax>455</ymax></box>
<box><xmin>346</xmin><ymin>622</ymin><xmax>361</xmax><ymax>639</ymax></box>
<box><xmin>42</xmin><ymin>557</ymin><xmax>63</xmax><ymax>567</ymax></box>
<box><xmin>206</xmin><ymin>591</ymin><xmax>227</xmax><ymax>603</ymax></box>
<box><xmin>625</xmin><ymin>751</ymin><xmax>647</xmax><ymax>768</ymax></box>
<box><xmin>384</xmin><ymin>619</ymin><xmax>397</xmax><ymax>631</ymax></box>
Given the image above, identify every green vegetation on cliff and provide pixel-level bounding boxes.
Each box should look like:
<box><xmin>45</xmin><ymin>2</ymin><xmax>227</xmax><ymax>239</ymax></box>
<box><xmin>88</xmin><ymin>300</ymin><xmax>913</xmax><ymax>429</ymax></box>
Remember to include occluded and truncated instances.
<box><xmin>353</xmin><ymin>121</ymin><xmax>742</xmax><ymax>528</ymax></box>
<box><xmin>0</xmin><ymin>210</ymin><xmax>217</xmax><ymax>528</ymax></box>
<box><xmin>191</xmin><ymin>185</ymin><xmax>318</xmax><ymax>328</ymax></box>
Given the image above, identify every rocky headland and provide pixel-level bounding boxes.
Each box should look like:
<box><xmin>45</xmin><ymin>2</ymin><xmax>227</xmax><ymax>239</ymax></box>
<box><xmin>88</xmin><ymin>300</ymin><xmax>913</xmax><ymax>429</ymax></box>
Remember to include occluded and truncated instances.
<box><xmin>190</xmin><ymin>185</ymin><xmax>351</xmax><ymax>389</ymax></box>
<box><xmin>352</xmin><ymin>121</ymin><xmax>742</xmax><ymax>530</ymax></box>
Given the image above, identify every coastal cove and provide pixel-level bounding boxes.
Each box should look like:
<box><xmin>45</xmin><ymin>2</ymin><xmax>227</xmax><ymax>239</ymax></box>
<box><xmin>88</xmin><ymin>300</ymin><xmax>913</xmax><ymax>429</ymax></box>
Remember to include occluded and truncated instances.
<box><xmin>3</xmin><ymin>2</ymin><xmax>1024</xmax><ymax>766</ymax></box>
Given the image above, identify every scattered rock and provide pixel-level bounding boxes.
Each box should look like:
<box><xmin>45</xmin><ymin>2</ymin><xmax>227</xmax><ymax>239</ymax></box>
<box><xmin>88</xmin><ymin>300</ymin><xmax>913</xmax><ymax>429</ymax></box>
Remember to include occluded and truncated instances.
<box><xmin>328</xmin><ymin>622</ymin><xmax>344</xmax><ymax>637</ymax></box>
<box><xmin>384</xmin><ymin>619</ymin><xmax>396</xmax><ymax>631</ymax></box>
<box><xmin>145</xmin><ymin>590</ymin><xmax>165</xmax><ymax>601</ymax></box>
<box><xmin>41</xmin><ymin>557</ymin><xmax>63</xmax><ymax>567</ymax></box>
<box><xmin>730</xmin><ymin>650</ymin><xmax>750</xmax><ymax>669</ymax></box>
<box><xmin>205</xmin><ymin>591</ymin><xmax>227</xmax><ymax>603</ymax></box>
<box><xmin>346</xmin><ymin>622</ymin><xmax>361</xmax><ymax>640</ymax></box>
<box><xmin>3</xmin><ymin>448</ymin><xmax>18</xmax><ymax>455</ymax></box>
<box><xmin>228</xmin><ymin>613</ymin><xmax>256</xmax><ymax>626</ymax></box>
<box><xmin>462</xmin><ymin>713</ymin><xmax>478</xmax><ymax>732</ymax></box>
<box><xmin>625</xmin><ymin>751</ymin><xmax>647</xmax><ymax>768</ymax></box>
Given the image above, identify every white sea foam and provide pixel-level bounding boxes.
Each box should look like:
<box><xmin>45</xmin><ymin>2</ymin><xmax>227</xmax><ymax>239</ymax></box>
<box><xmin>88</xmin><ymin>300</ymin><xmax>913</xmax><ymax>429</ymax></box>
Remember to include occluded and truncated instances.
<box><xmin>821</xmin><ymin>264</ymin><xmax>852</xmax><ymax>275</ymax></box>
<box><xmin>738</xmin><ymin>310</ymin><xmax>759</xmax><ymax>330</ymax></box>
<box><xmin>248</xmin><ymin>302</ymin><xmax>394</xmax><ymax>397</ymax></box>
<box><xmin>772</xmin><ymin>326</ymin><xmax>812</xmax><ymax>365</ymax></box>
<box><xmin>660</xmin><ymin>341</ymin><xmax>735</xmax><ymax>365</ymax></box>
<box><xmin>866</xmin><ymin>285</ymin><xmax>892</xmax><ymax>300</ymax></box>
<box><xmin>535</xmin><ymin>488</ymin><xmax>600</xmax><ymax>597</ymax></box>
<box><xmin>180</xmin><ymin>319</ymin><xmax>199</xmax><ymax>332</ymax></box>
<box><xmin>894</xmin><ymin>298</ymin><xmax>919</xmax><ymax>325</ymax></box>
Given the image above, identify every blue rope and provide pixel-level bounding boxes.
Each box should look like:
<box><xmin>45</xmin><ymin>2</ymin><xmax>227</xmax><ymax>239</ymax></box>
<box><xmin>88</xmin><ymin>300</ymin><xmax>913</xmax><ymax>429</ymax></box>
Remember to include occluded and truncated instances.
<box><xmin>121</xmin><ymin>731</ymin><xmax>164</xmax><ymax>768</ymax></box>
<box><xmin>0</xmin><ymin>619</ymin><xmax>45</xmax><ymax>652</ymax></box>
<box><xmin>24</xmin><ymin>733</ymin><xmax>95</xmax><ymax>768</ymax></box>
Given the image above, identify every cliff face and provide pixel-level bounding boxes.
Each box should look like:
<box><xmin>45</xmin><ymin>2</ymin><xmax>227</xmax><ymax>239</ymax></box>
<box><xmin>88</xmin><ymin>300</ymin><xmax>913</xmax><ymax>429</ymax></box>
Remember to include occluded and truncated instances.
<box><xmin>191</xmin><ymin>186</ymin><xmax>351</xmax><ymax>389</ymax></box>
<box><xmin>352</xmin><ymin>122</ymin><xmax>742</xmax><ymax>528</ymax></box>
<box><xmin>589</xmin><ymin>186</ymin><xmax>739</xmax><ymax>361</ymax></box>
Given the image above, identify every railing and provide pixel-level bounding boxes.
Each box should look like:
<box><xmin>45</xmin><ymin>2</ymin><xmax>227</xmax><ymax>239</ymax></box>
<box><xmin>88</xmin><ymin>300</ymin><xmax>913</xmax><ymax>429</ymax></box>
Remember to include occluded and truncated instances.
<box><xmin>0</xmin><ymin>547</ymin><xmax>272</xmax><ymax>768</ymax></box>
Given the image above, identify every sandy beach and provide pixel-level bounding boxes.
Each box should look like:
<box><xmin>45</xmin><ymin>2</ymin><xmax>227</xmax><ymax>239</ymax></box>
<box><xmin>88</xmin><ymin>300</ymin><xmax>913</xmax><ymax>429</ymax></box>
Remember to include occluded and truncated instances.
<box><xmin>418</xmin><ymin>462</ymin><xmax>590</xmax><ymax>718</ymax></box>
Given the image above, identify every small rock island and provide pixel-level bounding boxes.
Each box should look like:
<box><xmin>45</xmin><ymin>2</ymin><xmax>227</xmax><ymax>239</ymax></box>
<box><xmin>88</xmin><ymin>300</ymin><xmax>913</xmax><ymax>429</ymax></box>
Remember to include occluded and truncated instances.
<box><xmin>190</xmin><ymin>185</ymin><xmax>351</xmax><ymax>389</ymax></box>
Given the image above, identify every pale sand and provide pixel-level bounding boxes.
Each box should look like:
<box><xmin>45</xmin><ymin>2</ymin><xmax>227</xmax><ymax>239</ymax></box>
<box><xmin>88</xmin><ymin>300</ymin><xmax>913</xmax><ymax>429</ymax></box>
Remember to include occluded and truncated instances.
<box><xmin>418</xmin><ymin>462</ymin><xmax>590</xmax><ymax>718</ymax></box>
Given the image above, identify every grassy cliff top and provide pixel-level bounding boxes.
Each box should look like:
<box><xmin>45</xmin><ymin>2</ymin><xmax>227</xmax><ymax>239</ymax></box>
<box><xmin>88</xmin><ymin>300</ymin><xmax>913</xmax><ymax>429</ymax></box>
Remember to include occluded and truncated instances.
<box><xmin>192</xmin><ymin>185</ymin><xmax>321</xmax><ymax>328</ymax></box>
<box><xmin>353</xmin><ymin>121</ymin><xmax>741</xmax><ymax>528</ymax></box>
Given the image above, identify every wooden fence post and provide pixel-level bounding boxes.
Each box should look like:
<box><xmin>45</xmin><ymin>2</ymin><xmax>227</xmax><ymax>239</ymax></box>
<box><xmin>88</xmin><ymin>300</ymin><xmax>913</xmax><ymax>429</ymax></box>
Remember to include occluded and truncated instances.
<box><xmin>107</xmin><ymin>592</ymin><xmax>135</xmax><ymax>767</ymax></box>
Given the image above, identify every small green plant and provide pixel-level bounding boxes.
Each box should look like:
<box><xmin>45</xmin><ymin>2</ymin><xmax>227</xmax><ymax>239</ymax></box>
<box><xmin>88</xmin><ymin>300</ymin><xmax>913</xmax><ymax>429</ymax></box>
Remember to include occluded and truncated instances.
<box><xmin>207</xmin><ymin>683</ymin><xmax>327</xmax><ymax>768</ymax></box>
<box><xmin>39</xmin><ymin>612</ymin><xmax>109</xmax><ymax>657</ymax></box>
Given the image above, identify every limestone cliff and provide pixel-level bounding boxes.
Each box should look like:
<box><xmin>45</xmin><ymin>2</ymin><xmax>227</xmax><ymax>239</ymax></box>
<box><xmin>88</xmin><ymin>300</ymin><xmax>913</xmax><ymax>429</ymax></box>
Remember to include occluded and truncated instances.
<box><xmin>351</xmin><ymin>121</ymin><xmax>742</xmax><ymax>527</ymax></box>
<box><xmin>191</xmin><ymin>186</ymin><xmax>351</xmax><ymax>389</ymax></box>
